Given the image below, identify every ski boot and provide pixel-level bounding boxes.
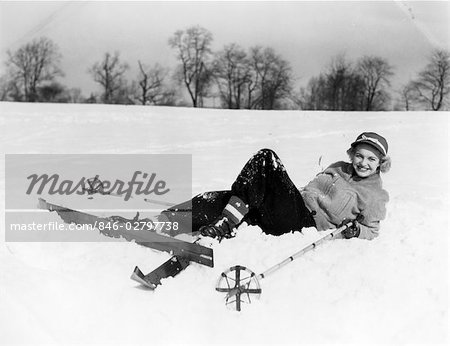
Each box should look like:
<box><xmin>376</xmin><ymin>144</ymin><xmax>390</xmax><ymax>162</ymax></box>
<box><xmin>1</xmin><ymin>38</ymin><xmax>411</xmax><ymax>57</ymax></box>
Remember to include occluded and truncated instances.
<box><xmin>199</xmin><ymin>196</ymin><xmax>249</xmax><ymax>241</ymax></box>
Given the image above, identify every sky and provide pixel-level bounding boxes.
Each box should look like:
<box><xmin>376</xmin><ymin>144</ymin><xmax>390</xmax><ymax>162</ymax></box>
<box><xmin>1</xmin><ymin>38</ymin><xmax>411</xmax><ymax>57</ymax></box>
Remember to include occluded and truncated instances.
<box><xmin>0</xmin><ymin>1</ymin><xmax>449</xmax><ymax>98</ymax></box>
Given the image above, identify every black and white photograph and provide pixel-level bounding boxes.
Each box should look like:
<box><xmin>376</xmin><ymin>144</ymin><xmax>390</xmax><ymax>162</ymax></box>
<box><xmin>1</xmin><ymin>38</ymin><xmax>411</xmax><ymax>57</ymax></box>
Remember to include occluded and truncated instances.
<box><xmin>0</xmin><ymin>1</ymin><xmax>448</xmax><ymax>344</ymax></box>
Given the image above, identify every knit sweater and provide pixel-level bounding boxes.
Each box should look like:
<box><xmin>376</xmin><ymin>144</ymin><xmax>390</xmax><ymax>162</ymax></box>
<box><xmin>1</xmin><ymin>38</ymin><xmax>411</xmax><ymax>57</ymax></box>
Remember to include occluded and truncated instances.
<box><xmin>300</xmin><ymin>161</ymin><xmax>389</xmax><ymax>240</ymax></box>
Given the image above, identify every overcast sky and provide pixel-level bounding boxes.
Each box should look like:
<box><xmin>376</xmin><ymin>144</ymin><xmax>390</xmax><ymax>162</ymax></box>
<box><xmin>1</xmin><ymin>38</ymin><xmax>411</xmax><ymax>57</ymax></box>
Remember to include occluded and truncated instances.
<box><xmin>0</xmin><ymin>1</ymin><xmax>449</xmax><ymax>96</ymax></box>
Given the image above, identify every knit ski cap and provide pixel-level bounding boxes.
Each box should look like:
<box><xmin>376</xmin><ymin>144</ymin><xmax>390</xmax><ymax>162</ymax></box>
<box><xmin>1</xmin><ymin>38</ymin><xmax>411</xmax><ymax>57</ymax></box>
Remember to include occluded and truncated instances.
<box><xmin>351</xmin><ymin>132</ymin><xmax>388</xmax><ymax>156</ymax></box>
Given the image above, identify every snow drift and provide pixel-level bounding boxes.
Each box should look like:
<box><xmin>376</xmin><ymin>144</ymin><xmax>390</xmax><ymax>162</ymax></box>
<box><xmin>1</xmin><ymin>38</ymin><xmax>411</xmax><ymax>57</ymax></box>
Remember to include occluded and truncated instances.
<box><xmin>0</xmin><ymin>102</ymin><xmax>448</xmax><ymax>344</ymax></box>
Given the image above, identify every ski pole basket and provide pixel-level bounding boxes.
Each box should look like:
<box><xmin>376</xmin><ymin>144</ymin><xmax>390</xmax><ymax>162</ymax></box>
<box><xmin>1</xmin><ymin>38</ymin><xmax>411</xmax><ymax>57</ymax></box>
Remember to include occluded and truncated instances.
<box><xmin>215</xmin><ymin>265</ymin><xmax>262</xmax><ymax>312</ymax></box>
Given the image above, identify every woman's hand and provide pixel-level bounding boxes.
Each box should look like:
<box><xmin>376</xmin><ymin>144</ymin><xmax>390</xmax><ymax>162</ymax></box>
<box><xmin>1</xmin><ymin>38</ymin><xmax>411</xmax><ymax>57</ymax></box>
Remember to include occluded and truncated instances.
<box><xmin>338</xmin><ymin>216</ymin><xmax>363</xmax><ymax>239</ymax></box>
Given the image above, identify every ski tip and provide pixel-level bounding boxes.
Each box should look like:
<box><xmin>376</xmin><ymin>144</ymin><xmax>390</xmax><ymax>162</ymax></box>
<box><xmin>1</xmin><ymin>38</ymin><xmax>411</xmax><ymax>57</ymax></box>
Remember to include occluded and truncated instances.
<box><xmin>130</xmin><ymin>266</ymin><xmax>157</xmax><ymax>290</ymax></box>
<box><xmin>132</xmin><ymin>266</ymin><xmax>144</xmax><ymax>278</ymax></box>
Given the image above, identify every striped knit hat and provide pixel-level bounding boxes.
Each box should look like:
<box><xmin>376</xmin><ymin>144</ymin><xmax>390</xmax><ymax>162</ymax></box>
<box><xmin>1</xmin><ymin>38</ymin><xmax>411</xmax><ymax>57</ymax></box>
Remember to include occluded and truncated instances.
<box><xmin>351</xmin><ymin>132</ymin><xmax>388</xmax><ymax>156</ymax></box>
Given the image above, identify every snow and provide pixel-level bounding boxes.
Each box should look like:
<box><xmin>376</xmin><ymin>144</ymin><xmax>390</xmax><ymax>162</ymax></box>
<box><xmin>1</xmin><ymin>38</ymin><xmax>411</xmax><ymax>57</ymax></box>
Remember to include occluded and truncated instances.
<box><xmin>0</xmin><ymin>102</ymin><xmax>448</xmax><ymax>344</ymax></box>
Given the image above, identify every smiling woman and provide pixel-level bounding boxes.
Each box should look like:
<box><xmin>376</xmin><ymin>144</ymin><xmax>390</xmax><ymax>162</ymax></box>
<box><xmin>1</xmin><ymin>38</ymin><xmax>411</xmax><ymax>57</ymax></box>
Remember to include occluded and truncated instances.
<box><xmin>347</xmin><ymin>132</ymin><xmax>391</xmax><ymax>176</ymax></box>
<box><xmin>351</xmin><ymin>144</ymin><xmax>382</xmax><ymax>178</ymax></box>
<box><xmin>160</xmin><ymin>132</ymin><xmax>391</xmax><ymax>242</ymax></box>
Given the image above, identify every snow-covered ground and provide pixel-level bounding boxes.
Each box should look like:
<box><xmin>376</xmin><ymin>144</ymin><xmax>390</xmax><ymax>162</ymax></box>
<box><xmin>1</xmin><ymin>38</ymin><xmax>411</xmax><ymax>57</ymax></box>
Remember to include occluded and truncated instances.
<box><xmin>0</xmin><ymin>102</ymin><xmax>448</xmax><ymax>345</ymax></box>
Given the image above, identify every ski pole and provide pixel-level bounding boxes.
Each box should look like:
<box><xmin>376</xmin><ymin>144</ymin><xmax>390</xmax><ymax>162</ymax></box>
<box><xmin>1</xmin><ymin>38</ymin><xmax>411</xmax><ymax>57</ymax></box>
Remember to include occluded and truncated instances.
<box><xmin>257</xmin><ymin>217</ymin><xmax>361</xmax><ymax>280</ymax></box>
<box><xmin>216</xmin><ymin>215</ymin><xmax>363</xmax><ymax>311</ymax></box>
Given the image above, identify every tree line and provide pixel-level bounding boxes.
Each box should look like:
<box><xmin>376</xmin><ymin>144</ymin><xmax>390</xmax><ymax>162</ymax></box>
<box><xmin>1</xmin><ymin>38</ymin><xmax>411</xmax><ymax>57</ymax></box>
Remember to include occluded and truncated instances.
<box><xmin>1</xmin><ymin>25</ymin><xmax>449</xmax><ymax>110</ymax></box>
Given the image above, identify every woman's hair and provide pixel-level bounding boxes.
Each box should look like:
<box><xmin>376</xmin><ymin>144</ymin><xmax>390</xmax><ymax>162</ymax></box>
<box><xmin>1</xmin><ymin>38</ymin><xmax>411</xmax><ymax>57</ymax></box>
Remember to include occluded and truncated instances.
<box><xmin>347</xmin><ymin>146</ymin><xmax>391</xmax><ymax>173</ymax></box>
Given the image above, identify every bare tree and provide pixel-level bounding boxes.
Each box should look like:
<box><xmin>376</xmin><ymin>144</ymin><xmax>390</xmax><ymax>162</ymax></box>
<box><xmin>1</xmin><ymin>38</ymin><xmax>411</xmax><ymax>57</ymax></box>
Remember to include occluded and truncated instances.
<box><xmin>247</xmin><ymin>46</ymin><xmax>293</xmax><ymax>109</ymax></box>
<box><xmin>66</xmin><ymin>88</ymin><xmax>83</xmax><ymax>103</ymax></box>
<box><xmin>38</xmin><ymin>81</ymin><xmax>66</xmax><ymax>102</ymax></box>
<box><xmin>0</xmin><ymin>74</ymin><xmax>21</xmax><ymax>101</ymax></box>
<box><xmin>297</xmin><ymin>76</ymin><xmax>327</xmax><ymax>110</ymax></box>
<box><xmin>89</xmin><ymin>52</ymin><xmax>129</xmax><ymax>104</ymax></box>
<box><xmin>357</xmin><ymin>56</ymin><xmax>394</xmax><ymax>111</ymax></box>
<box><xmin>168</xmin><ymin>26</ymin><xmax>213</xmax><ymax>107</ymax></box>
<box><xmin>299</xmin><ymin>55</ymin><xmax>367</xmax><ymax>111</ymax></box>
<box><xmin>6</xmin><ymin>37</ymin><xmax>62</xmax><ymax>102</ymax></box>
<box><xmin>0</xmin><ymin>76</ymin><xmax>10</xmax><ymax>101</ymax></box>
<box><xmin>411</xmin><ymin>49</ymin><xmax>450</xmax><ymax>111</ymax></box>
<box><xmin>212</xmin><ymin>43</ymin><xmax>251</xmax><ymax>109</ymax></box>
<box><xmin>325</xmin><ymin>55</ymin><xmax>365</xmax><ymax>110</ymax></box>
<box><xmin>134</xmin><ymin>61</ymin><xmax>172</xmax><ymax>105</ymax></box>
<box><xmin>398</xmin><ymin>82</ymin><xmax>416</xmax><ymax>111</ymax></box>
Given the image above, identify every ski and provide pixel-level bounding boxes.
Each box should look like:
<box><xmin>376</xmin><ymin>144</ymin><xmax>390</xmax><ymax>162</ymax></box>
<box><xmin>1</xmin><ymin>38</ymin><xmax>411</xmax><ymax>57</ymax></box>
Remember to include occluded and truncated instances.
<box><xmin>38</xmin><ymin>198</ymin><xmax>214</xmax><ymax>267</ymax></box>
<box><xmin>131</xmin><ymin>256</ymin><xmax>190</xmax><ymax>289</ymax></box>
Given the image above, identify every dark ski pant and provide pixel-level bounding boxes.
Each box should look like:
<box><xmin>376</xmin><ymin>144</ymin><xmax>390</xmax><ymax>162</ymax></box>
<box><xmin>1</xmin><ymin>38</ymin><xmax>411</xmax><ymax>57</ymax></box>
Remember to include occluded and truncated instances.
<box><xmin>163</xmin><ymin>149</ymin><xmax>316</xmax><ymax>236</ymax></box>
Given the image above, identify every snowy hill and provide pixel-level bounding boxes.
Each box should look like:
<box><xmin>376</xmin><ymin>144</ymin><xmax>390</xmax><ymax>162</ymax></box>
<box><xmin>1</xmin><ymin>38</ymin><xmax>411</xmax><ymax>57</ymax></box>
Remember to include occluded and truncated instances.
<box><xmin>0</xmin><ymin>102</ymin><xmax>448</xmax><ymax>344</ymax></box>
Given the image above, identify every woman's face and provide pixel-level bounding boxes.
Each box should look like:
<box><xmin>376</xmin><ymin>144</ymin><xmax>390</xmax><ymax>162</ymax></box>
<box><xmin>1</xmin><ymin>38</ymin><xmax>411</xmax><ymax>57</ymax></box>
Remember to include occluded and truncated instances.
<box><xmin>351</xmin><ymin>143</ymin><xmax>382</xmax><ymax>178</ymax></box>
